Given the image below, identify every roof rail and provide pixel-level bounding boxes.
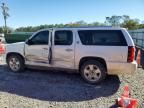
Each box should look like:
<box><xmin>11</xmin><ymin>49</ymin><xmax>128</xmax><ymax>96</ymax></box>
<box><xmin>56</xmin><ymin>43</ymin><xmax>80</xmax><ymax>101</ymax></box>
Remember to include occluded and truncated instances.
<box><xmin>53</xmin><ymin>26</ymin><xmax>113</xmax><ymax>28</ymax></box>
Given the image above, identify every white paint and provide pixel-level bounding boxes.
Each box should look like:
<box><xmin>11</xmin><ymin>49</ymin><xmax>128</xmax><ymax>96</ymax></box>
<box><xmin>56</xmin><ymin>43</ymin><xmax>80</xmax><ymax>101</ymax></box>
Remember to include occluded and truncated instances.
<box><xmin>5</xmin><ymin>27</ymin><xmax>137</xmax><ymax>75</ymax></box>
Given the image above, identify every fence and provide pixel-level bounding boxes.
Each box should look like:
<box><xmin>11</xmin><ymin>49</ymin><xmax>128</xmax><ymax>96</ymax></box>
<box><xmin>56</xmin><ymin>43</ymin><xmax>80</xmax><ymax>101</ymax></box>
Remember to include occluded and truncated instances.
<box><xmin>129</xmin><ymin>29</ymin><xmax>144</xmax><ymax>67</ymax></box>
<box><xmin>129</xmin><ymin>29</ymin><xmax>144</xmax><ymax>49</ymax></box>
<box><xmin>5</xmin><ymin>32</ymin><xmax>33</xmax><ymax>43</ymax></box>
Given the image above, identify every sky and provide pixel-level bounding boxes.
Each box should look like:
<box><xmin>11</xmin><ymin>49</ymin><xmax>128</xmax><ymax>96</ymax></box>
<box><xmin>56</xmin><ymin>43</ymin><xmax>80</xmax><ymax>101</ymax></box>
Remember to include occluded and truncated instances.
<box><xmin>0</xmin><ymin>0</ymin><xmax>144</xmax><ymax>28</ymax></box>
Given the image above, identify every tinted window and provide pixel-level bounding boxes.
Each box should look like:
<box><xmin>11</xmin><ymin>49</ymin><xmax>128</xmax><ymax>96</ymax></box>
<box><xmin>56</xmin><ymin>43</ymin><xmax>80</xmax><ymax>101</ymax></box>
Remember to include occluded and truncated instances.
<box><xmin>31</xmin><ymin>31</ymin><xmax>49</xmax><ymax>45</ymax></box>
<box><xmin>55</xmin><ymin>30</ymin><xmax>73</xmax><ymax>45</ymax></box>
<box><xmin>78</xmin><ymin>30</ymin><xmax>127</xmax><ymax>46</ymax></box>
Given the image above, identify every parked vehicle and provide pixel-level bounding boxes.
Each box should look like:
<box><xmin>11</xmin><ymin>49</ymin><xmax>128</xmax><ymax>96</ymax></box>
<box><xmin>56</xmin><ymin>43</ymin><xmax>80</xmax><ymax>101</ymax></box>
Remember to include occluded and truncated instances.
<box><xmin>5</xmin><ymin>27</ymin><xmax>137</xmax><ymax>84</ymax></box>
<box><xmin>0</xmin><ymin>34</ymin><xmax>5</xmax><ymax>43</ymax></box>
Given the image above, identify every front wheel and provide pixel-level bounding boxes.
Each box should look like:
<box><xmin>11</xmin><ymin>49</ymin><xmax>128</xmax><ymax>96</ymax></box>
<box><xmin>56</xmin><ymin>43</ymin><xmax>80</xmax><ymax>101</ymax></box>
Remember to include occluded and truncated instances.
<box><xmin>7</xmin><ymin>55</ymin><xmax>25</xmax><ymax>72</ymax></box>
<box><xmin>80</xmin><ymin>60</ymin><xmax>107</xmax><ymax>84</ymax></box>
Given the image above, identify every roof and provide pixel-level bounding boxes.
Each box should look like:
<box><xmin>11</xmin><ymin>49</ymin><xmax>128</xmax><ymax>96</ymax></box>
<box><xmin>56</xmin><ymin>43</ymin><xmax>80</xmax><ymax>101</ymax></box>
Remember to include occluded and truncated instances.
<box><xmin>39</xmin><ymin>26</ymin><xmax>126</xmax><ymax>31</ymax></box>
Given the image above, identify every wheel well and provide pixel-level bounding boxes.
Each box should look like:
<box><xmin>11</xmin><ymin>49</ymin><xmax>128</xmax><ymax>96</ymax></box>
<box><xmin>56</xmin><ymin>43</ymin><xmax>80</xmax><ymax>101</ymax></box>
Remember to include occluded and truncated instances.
<box><xmin>6</xmin><ymin>53</ymin><xmax>25</xmax><ymax>64</ymax></box>
<box><xmin>79</xmin><ymin>57</ymin><xmax>107</xmax><ymax>71</ymax></box>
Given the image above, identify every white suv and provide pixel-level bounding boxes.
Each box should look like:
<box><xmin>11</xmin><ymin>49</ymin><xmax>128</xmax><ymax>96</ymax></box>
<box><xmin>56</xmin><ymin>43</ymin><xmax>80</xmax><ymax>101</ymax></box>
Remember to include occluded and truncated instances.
<box><xmin>5</xmin><ymin>27</ymin><xmax>137</xmax><ymax>84</ymax></box>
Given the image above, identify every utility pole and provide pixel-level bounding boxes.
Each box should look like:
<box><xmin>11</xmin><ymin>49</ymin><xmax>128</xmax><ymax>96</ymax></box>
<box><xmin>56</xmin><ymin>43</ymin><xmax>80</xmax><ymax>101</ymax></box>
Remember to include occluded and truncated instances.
<box><xmin>1</xmin><ymin>2</ymin><xmax>9</xmax><ymax>34</ymax></box>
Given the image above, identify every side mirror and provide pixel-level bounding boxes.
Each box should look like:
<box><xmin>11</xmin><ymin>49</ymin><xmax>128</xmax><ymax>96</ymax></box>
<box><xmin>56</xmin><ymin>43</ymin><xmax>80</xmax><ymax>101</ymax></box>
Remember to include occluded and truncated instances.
<box><xmin>26</xmin><ymin>39</ymin><xmax>33</xmax><ymax>45</ymax></box>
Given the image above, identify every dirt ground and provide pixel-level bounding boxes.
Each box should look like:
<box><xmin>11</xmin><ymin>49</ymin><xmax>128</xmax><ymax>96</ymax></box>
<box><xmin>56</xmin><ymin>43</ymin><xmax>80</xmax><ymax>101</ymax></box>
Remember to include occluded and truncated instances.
<box><xmin>0</xmin><ymin>63</ymin><xmax>143</xmax><ymax>108</ymax></box>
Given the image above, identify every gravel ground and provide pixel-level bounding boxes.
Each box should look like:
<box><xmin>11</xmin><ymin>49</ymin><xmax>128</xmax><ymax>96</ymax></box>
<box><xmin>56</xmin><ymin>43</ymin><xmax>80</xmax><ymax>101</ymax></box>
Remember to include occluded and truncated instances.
<box><xmin>0</xmin><ymin>59</ymin><xmax>144</xmax><ymax>108</ymax></box>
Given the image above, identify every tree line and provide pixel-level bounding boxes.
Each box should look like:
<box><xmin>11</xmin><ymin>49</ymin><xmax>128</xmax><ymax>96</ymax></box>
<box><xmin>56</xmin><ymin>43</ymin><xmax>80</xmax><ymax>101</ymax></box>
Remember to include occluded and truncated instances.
<box><xmin>0</xmin><ymin>15</ymin><xmax>144</xmax><ymax>33</ymax></box>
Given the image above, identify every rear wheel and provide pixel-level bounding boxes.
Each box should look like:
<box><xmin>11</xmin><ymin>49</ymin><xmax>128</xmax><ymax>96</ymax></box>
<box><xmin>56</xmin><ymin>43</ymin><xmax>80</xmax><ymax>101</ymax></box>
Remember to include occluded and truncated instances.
<box><xmin>80</xmin><ymin>60</ymin><xmax>107</xmax><ymax>84</ymax></box>
<box><xmin>7</xmin><ymin>54</ymin><xmax>25</xmax><ymax>72</ymax></box>
<box><xmin>142</xmin><ymin>65</ymin><xmax>144</xmax><ymax>70</ymax></box>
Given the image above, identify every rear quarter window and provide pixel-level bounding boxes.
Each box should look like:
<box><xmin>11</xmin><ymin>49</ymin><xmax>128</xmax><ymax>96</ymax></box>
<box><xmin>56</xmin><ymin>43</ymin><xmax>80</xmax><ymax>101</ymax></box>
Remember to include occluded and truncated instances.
<box><xmin>78</xmin><ymin>30</ymin><xmax>127</xmax><ymax>46</ymax></box>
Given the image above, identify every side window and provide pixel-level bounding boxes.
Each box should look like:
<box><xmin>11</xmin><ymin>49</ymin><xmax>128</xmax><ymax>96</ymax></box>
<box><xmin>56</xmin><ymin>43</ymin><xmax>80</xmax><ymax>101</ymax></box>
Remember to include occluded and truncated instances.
<box><xmin>30</xmin><ymin>31</ymin><xmax>49</xmax><ymax>45</ymax></box>
<box><xmin>78</xmin><ymin>30</ymin><xmax>127</xmax><ymax>46</ymax></box>
<box><xmin>54</xmin><ymin>30</ymin><xmax>73</xmax><ymax>45</ymax></box>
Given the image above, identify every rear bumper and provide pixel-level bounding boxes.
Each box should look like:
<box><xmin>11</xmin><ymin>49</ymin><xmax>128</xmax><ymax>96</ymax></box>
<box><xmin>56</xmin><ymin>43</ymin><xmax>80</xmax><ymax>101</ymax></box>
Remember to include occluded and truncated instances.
<box><xmin>107</xmin><ymin>61</ymin><xmax>137</xmax><ymax>75</ymax></box>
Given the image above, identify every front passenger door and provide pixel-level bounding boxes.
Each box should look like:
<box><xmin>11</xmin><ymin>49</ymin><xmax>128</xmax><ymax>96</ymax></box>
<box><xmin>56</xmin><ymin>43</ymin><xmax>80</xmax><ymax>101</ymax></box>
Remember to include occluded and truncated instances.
<box><xmin>25</xmin><ymin>30</ymin><xmax>50</xmax><ymax>66</ymax></box>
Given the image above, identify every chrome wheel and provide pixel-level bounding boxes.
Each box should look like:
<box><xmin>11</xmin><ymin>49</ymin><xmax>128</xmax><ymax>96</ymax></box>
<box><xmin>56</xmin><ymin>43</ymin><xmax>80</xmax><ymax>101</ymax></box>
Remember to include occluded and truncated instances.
<box><xmin>9</xmin><ymin>57</ymin><xmax>20</xmax><ymax>71</ymax></box>
<box><xmin>83</xmin><ymin>64</ymin><xmax>101</xmax><ymax>82</ymax></box>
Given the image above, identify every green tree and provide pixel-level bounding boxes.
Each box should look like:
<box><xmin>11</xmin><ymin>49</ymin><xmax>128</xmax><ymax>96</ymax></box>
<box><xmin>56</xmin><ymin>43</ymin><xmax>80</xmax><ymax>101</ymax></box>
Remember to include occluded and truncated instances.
<box><xmin>121</xmin><ymin>19</ymin><xmax>139</xmax><ymax>30</ymax></box>
<box><xmin>0</xmin><ymin>26</ymin><xmax>13</xmax><ymax>33</ymax></box>
<box><xmin>15</xmin><ymin>16</ymin><xmax>144</xmax><ymax>32</ymax></box>
<box><xmin>122</xmin><ymin>15</ymin><xmax>130</xmax><ymax>22</ymax></box>
<box><xmin>138</xmin><ymin>24</ymin><xmax>144</xmax><ymax>29</ymax></box>
<box><xmin>0</xmin><ymin>27</ymin><xmax>4</xmax><ymax>33</ymax></box>
<box><xmin>88</xmin><ymin>22</ymin><xmax>105</xmax><ymax>26</ymax></box>
<box><xmin>105</xmin><ymin>15</ymin><xmax>122</xmax><ymax>26</ymax></box>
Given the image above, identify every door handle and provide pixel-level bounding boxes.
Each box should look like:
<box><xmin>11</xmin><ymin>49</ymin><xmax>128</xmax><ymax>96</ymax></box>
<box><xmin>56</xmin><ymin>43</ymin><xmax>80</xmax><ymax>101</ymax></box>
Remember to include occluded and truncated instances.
<box><xmin>43</xmin><ymin>48</ymin><xmax>48</xmax><ymax>50</ymax></box>
<box><xmin>65</xmin><ymin>49</ymin><xmax>73</xmax><ymax>52</ymax></box>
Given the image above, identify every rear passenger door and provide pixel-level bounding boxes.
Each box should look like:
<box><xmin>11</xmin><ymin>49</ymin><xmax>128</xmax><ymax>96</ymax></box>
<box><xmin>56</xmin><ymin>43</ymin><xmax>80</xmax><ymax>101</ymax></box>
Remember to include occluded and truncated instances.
<box><xmin>52</xmin><ymin>30</ymin><xmax>75</xmax><ymax>69</ymax></box>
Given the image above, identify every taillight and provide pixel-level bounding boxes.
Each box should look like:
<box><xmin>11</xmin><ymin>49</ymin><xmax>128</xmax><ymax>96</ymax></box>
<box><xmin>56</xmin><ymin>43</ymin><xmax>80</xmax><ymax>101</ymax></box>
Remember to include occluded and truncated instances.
<box><xmin>127</xmin><ymin>46</ymin><xmax>135</xmax><ymax>62</ymax></box>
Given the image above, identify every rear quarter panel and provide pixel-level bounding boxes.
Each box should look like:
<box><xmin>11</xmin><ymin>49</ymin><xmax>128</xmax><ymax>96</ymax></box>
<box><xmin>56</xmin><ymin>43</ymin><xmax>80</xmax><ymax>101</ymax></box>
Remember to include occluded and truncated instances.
<box><xmin>75</xmin><ymin>45</ymin><xmax>128</xmax><ymax>69</ymax></box>
<box><xmin>74</xmin><ymin>28</ymin><xmax>129</xmax><ymax>72</ymax></box>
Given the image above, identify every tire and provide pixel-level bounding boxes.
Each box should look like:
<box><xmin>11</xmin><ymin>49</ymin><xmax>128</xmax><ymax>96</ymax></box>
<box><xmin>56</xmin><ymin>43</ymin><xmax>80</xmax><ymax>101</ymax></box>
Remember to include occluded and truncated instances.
<box><xmin>80</xmin><ymin>60</ymin><xmax>107</xmax><ymax>84</ymax></box>
<box><xmin>142</xmin><ymin>65</ymin><xmax>144</xmax><ymax>70</ymax></box>
<box><xmin>7</xmin><ymin>54</ymin><xmax>25</xmax><ymax>72</ymax></box>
